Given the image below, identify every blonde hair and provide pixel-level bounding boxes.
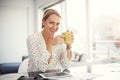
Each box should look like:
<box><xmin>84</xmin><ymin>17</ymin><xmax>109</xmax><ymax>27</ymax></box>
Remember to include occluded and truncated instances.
<box><xmin>42</xmin><ymin>9</ymin><xmax>61</xmax><ymax>28</ymax></box>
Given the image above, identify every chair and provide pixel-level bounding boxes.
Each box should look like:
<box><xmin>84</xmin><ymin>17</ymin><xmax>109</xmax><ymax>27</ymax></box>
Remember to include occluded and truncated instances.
<box><xmin>18</xmin><ymin>58</ymin><xmax>29</xmax><ymax>73</ymax></box>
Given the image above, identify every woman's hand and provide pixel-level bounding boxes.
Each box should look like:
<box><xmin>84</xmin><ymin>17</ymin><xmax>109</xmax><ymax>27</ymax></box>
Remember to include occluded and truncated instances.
<box><xmin>69</xmin><ymin>31</ymin><xmax>74</xmax><ymax>44</ymax></box>
<box><xmin>46</xmin><ymin>35</ymin><xmax>64</xmax><ymax>54</ymax></box>
<box><xmin>52</xmin><ymin>35</ymin><xmax>64</xmax><ymax>46</ymax></box>
<box><xmin>62</xmin><ymin>31</ymin><xmax>74</xmax><ymax>45</ymax></box>
<box><xmin>65</xmin><ymin>31</ymin><xmax>74</xmax><ymax>60</ymax></box>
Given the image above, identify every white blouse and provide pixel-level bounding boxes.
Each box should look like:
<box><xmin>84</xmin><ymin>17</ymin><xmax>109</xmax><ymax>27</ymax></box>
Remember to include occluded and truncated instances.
<box><xmin>27</xmin><ymin>32</ymin><xmax>71</xmax><ymax>72</ymax></box>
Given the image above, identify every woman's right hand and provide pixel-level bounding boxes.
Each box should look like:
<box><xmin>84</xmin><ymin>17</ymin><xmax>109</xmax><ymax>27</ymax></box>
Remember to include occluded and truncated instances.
<box><xmin>52</xmin><ymin>35</ymin><xmax>64</xmax><ymax>46</ymax></box>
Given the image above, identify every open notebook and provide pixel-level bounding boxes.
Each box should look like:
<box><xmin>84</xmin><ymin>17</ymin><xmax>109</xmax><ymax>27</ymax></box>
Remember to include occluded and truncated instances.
<box><xmin>40</xmin><ymin>72</ymin><xmax>80</xmax><ymax>80</ymax></box>
<box><xmin>39</xmin><ymin>72</ymin><xmax>102</xmax><ymax>80</ymax></box>
<box><xmin>40</xmin><ymin>72</ymin><xmax>72</xmax><ymax>78</ymax></box>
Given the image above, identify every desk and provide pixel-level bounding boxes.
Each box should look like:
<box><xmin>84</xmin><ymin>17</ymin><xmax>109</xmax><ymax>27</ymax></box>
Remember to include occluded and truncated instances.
<box><xmin>0</xmin><ymin>72</ymin><xmax>100</xmax><ymax>80</ymax></box>
<box><xmin>92</xmin><ymin>63</ymin><xmax>120</xmax><ymax>80</ymax></box>
<box><xmin>0</xmin><ymin>67</ymin><xmax>101</xmax><ymax>80</ymax></box>
<box><xmin>0</xmin><ymin>62</ymin><xmax>120</xmax><ymax>80</ymax></box>
<box><xmin>0</xmin><ymin>73</ymin><xmax>28</xmax><ymax>80</ymax></box>
<box><xmin>66</xmin><ymin>62</ymin><xmax>120</xmax><ymax>80</ymax></box>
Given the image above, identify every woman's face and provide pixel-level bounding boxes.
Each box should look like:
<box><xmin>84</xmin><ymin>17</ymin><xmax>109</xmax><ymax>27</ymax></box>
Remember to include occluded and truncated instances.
<box><xmin>42</xmin><ymin>14</ymin><xmax>60</xmax><ymax>35</ymax></box>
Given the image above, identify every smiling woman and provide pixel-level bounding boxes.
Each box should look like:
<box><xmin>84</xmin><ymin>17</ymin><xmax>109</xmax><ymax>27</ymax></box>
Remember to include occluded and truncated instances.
<box><xmin>27</xmin><ymin>9</ymin><xmax>74</xmax><ymax>74</ymax></box>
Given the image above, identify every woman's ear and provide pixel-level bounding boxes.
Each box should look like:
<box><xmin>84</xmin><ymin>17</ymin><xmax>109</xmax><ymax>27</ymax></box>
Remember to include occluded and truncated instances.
<box><xmin>42</xmin><ymin>19</ymin><xmax>44</xmax><ymax>25</ymax></box>
<box><xmin>42</xmin><ymin>19</ymin><xmax>45</xmax><ymax>28</ymax></box>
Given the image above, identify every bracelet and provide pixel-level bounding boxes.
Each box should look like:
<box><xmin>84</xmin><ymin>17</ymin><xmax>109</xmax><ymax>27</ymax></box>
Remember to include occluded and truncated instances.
<box><xmin>66</xmin><ymin>44</ymin><xmax>71</xmax><ymax>50</ymax></box>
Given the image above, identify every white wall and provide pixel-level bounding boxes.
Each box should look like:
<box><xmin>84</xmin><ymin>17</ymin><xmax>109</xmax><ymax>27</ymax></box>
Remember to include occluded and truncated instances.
<box><xmin>0</xmin><ymin>0</ymin><xmax>35</xmax><ymax>63</ymax></box>
<box><xmin>0</xmin><ymin>0</ymin><xmax>60</xmax><ymax>63</ymax></box>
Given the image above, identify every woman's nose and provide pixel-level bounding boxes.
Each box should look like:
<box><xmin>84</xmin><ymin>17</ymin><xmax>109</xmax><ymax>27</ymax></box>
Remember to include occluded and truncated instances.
<box><xmin>53</xmin><ymin>24</ymin><xmax>57</xmax><ymax>29</ymax></box>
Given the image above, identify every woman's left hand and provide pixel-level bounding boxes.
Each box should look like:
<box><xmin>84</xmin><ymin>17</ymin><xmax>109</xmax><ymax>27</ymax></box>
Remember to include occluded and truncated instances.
<box><xmin>70</xmin><ymin>31</ymin><xmax>74</xmax><ymax>44</ymax></box>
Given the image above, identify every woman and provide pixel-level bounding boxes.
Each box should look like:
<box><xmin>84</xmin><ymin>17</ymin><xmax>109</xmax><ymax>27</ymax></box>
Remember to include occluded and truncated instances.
<box><xmin>27</xmin><ymin>9</ymin><xmax>74</xmax><ymax>73</ymax></box>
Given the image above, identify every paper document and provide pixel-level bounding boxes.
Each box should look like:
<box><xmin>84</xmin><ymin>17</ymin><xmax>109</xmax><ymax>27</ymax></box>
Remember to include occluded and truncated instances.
<box><xmin>78</xmin><ymin>72</ymin><xmax>103</xmax><ymax>80</ymax></box>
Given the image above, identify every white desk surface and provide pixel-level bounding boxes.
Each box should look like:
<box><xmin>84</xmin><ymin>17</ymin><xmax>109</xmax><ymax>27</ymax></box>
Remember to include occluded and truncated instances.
<box><xmin>0</xmin><ymin>73</ymin><xmax>28</xmax><ymax>80</ymax></box>
<box><xmin>91</xmin><ymin>63</ymin><xmax>120</xmax><ymax>80</ymax></box>
<box><xmin>0</xmin><ymin>62</ymin><xmax>120</xmax><ymax>80</ymax></box>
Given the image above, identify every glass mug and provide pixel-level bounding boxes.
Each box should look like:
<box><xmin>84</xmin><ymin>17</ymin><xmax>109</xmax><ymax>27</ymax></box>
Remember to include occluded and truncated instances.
<box><xmin>62</xmin><ymin>31</ymin><xmax>72</xmax><ymax>45</ymax></box>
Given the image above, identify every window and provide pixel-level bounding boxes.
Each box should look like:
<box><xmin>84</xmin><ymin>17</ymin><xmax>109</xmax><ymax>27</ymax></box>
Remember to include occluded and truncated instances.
<box><xmin>39</xmin><ymin>0</ymin><xmax>120</xmax><ymax>61</ymax></box>
<box><xmin>90</xmin><ymin>0</ymin><xmax>120</xmax><ymax>59</ymax></box>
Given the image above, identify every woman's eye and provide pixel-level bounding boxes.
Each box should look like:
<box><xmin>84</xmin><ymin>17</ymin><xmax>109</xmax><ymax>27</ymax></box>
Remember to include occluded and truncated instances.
<box><xmin>57</xmin><ymin>23</ymin><xmax>60</xmax><ymax>26</ymax></box>
<box><xmin>49</xmin><ymin>22</ymin><xmax>54</xmax><ymax>24</ymax></box>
